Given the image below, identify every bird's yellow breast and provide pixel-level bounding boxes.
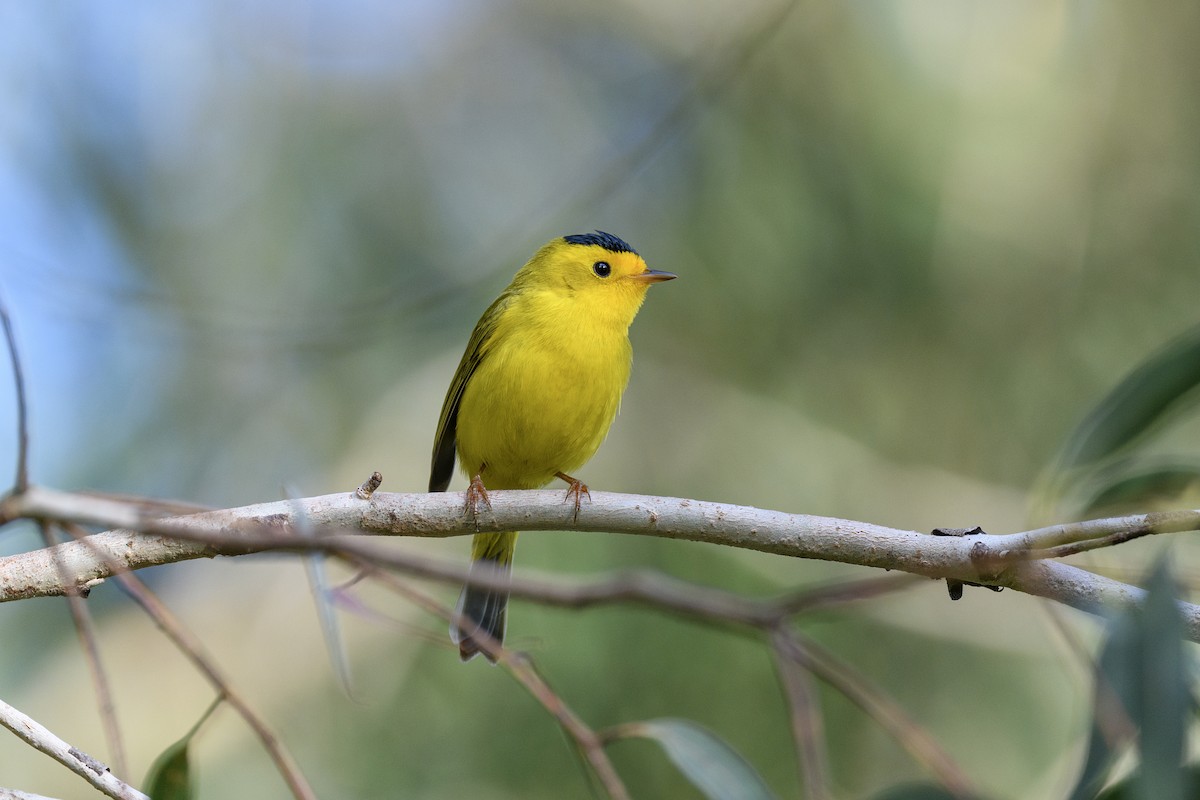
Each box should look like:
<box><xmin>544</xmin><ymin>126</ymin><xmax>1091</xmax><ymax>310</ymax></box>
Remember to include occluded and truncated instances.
<box><xmin>454</xmin><ymin>286</ymin><xmax>633</xmax><ymax>490</ymax></box>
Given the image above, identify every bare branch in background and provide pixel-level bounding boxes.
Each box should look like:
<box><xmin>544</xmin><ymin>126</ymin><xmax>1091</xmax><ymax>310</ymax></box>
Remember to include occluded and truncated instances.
<box><xmin>56</xmin><ymin>522</ymin><xmax>318</xmax><ymax>800</ymax></box>
<box><xmin>38</xmin><ymin>522</ymin><xmax>126</xmax><ymax>779</ymax></box>
<box><xmin>0</xmin><ymin>295</ymin><xmax>29</xmax><ymax>493</ymax></box>
<box><xmin>770</xmin><ymin>628</ymin><xmax>831</xmax><ymax>800</ymax></box>
<box><xmin>369</xmin><ymin>568</ymin><xmax>632</xmax><ymax>800</ymax></box>
<box><xmin>773</xmin><ymin>628</ymin><xmax>979</xmax><ymax>799</ymax></box>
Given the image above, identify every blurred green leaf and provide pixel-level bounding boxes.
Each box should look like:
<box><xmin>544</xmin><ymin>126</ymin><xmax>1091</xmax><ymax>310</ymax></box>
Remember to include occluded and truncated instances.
<box><xmin>1095</xmin><ymin>764</ymin><xmax>1200</xmax><ymax>800</ymax></box>
<box><xmin>868</xmin><ymin>784</ymin><xmax>965</xmax><ymax>800</ymax></box>
<box><xmin>143</xmin><ymin>737</ymin><xmax>191</xmax><ymax>800</ymax></box>
<box><xmin>143</xmin><ymin>696</ymin><xmax>220</xmax><ymax>800</ymax></box>
<box><xmin>1057</xmin><ymin>324</ymin><xmax>1200</xmax><ymax>471</ymax></box>
<box><xmin>1134</xmin><ymin>560</ymin><xmax>1189</xmax><ymax>800</ymax></box>
<box><xmin>1067</xmin><ymin>558</ymin><xmax>1191</xmax><ymax>800</ymax></box>
<box><xmin>1075</xmin><ymin>460</ymin><xmax>1200</xmax><ymax>518</ymax></box>
<box><xmin>611</xmin><ymin>718</ymin><xmax>778</xmax><ymax>800</ymax></box>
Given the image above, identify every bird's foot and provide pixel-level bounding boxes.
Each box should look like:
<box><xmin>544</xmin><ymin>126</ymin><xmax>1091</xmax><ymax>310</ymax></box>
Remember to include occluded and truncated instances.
<box><xmin>463</xmin><ymin>474</ymin><xmax>492</xmax><ymax>529</ymax></box>
<box><xmin>555</xmin><ymin>471</ymin><xmax>590</xmax><ymax>523</ymax></box>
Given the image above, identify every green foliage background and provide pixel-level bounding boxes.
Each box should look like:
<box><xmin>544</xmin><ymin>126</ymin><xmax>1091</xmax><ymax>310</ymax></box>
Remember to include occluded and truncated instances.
<box><xmin>2</xmin><ymin>2</ymin><xmax>1200</xmax><ymax>797</ymax></box>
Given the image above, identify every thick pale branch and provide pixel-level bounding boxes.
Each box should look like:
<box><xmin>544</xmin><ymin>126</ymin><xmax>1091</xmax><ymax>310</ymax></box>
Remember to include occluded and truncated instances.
<box><xmin>3</xmin><ymin>485</ymin><xmax>1199</xmax><ymax>640</ymax></box>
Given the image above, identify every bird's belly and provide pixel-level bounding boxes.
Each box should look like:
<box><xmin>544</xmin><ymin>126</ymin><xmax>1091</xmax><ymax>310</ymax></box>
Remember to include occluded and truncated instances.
<box><xmin>455</xmin><ymin>338</ymin><xmax>629</xmax><ymax>490</ymax></box>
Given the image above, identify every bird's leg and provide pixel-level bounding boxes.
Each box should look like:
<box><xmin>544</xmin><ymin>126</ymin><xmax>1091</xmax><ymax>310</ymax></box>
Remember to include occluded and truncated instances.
<box><xmin>555</xmin><ymin>471</ymin><xmax>590</xmax><ymax>523</ymax></box>
<box><xmin>463</xmin><ymin>471</ymin><xmax>491</xmax><ymax>529</ymax></box>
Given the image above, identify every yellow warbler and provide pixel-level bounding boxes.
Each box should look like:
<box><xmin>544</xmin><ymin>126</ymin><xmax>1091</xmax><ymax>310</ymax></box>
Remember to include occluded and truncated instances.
<box><xmin>429</xmin><ymin>231</ymin><xmax>675</xmax><ymax>661</ymax></box>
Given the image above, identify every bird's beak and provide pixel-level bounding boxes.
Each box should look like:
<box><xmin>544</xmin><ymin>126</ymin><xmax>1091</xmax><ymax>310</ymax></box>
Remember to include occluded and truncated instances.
<box><xmin>628</xmin><ymin>269</ymin><xmax>677</xmax><ymax>284</ymax></box>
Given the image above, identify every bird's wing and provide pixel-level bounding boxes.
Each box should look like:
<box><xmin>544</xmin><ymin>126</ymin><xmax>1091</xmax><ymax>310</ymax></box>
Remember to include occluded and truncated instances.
<box><xmin>428</xmin><ymin>291</ymin><xmax>511</xmax><ymax>492</ymax></box>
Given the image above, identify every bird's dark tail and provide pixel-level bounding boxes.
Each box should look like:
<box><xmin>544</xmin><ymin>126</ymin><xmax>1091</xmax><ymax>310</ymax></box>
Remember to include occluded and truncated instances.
<box><xmin>451</xmin><ymin>532</ymin><xmax>516</xmax><ymax>662</ymax></box>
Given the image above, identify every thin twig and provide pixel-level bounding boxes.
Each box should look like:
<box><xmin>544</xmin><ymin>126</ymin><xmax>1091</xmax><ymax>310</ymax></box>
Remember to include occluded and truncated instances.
<box><xmin>424</xmin><ymin>0</ymin><xmax>801</xmax><ymax>332</ymax></box>
<box><xmin>0</xmin><ymin>696</ymin><xmax>148</xmax><ymax>800</ymax></box>
<box><xmin>765</xmin><ymin>574</ymin><xmax>924</xmax><ymax>619</ymax></box>
<box><xmin>59</xmin><ymin>522</ymin><xmax>317</xmax><ymax>800</ymax></box>
<box><xmin>1037</xmin><ymin>603</ymin><xmax>1136</xmax><ymax>758</ymax></box>
<box><xmin>0</xmin><ymin>787</ymin><xmax>67</xmax><ymax>800</ymax></box>
<box><xmin>74</xmin><ymin>491</ymin><xmax>212</xmax><ymax>517</ymax></box>
<box><xmin>1027</xmin><ymin>527</ymin><xmax>1159</xmax><ymax>560</ymax></box>
<box><xmin>774</xmin><ymin>627</ymin><xmax>978</xmax><ymax>799</ymax></box>
<box><xmin>110</xmin><ymin>571</ymin><xmax>318</xmax><ymax>800</ymax></box>
<box><xmin>1006</xmin><ymin>509</ymin><xmax>1200</xmax><ymax>553</ymax></box>
<box><xmin>769</xmin><ymin>627</ymin><xmax>831</xmax><ymax>800</ymax></box>
<box><xmin>41</xmin><ymin>523</ymin><xmax>126</xmax><ymax>778</ymax></box>
<box><xmin>500</xmin><ymin>652</ymin><xmax>630</xmax><ymax>800</ymax></box>
<box><xmin>366</xmin><ymin>567</ymin><xmax>631</xmax><ymax>800</ymax></box>
<box><xmin>510</xmin><ymin>0</ymin><xmax>801</xmax><ymax>247</ymax></box>
<box><xmin>1037</xmin><ymin>602</ymin><xmax>1098</xmax><ymax>676</ymax></box>
<box><xmin>0</xmin><ymin>295</ymin><xmax>29</xmax><ymax>493</ymax></box>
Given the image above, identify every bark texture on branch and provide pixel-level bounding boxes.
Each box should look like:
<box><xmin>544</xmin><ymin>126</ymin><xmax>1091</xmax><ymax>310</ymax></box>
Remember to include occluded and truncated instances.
<box><xmin>2</xmin><ymin>485</ymin><xmax>1198</xmax><ymax>640</ymax></box>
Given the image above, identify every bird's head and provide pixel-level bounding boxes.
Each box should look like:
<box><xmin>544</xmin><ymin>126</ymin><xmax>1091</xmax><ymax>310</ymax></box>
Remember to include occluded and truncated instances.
<box><xmin>518</xmin><ymin>231</ymin><xmax>675</xmax><ymax>324</ymax></box>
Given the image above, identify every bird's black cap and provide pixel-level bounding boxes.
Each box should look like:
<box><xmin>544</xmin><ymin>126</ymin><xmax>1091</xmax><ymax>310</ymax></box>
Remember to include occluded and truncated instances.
<box><xmin>563</xmin><ymin>230</ymin><xmax>638</xmax><ymax>255</ymax></box>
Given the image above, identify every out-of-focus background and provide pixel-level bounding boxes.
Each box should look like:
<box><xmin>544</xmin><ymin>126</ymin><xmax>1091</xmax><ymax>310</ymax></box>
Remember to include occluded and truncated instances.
<box><xmin>2</xmin><ymin>1</ymin><xmax>1200</xmax><ymax>797</ymax></box>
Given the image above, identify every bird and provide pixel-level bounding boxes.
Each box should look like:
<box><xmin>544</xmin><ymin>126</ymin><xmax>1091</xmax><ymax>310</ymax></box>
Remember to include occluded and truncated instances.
<box><xmin>429</xmin><ymin>231</ymin><xmax>675</xmax><ymax>662</ymax></box>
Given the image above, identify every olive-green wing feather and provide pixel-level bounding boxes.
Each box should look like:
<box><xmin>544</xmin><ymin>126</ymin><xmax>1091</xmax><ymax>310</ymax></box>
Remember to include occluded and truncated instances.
<box><xmin>428</xmin><ymin>291</ymin><xmax>511</xmax><ymax>492</ymax></box>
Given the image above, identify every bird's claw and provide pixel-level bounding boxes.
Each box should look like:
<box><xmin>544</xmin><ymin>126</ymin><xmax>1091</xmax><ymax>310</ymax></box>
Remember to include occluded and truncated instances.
<box><xmin>556</xmin><ymin>472</ymin><xmax>590</xmax><ymax>523</ymax></box>
<box><xmin>463</xmin><ymin>474</ymin><xmax>491</xmax><ymax>529</ymax></box>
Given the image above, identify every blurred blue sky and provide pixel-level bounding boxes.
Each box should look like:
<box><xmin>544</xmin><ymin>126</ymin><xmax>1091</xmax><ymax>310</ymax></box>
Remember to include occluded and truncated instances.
<box><xmin>0</xmin><ymin>0</ymin><xmax>505</xmax><ymax>490</ymax></box>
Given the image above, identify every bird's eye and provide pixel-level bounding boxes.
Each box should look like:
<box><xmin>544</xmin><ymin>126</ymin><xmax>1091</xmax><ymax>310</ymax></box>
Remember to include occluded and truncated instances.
<box><xmin>593</xmin><ymin>261</ymin><xmax>612</xmax><ymax>278</ymax></box>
